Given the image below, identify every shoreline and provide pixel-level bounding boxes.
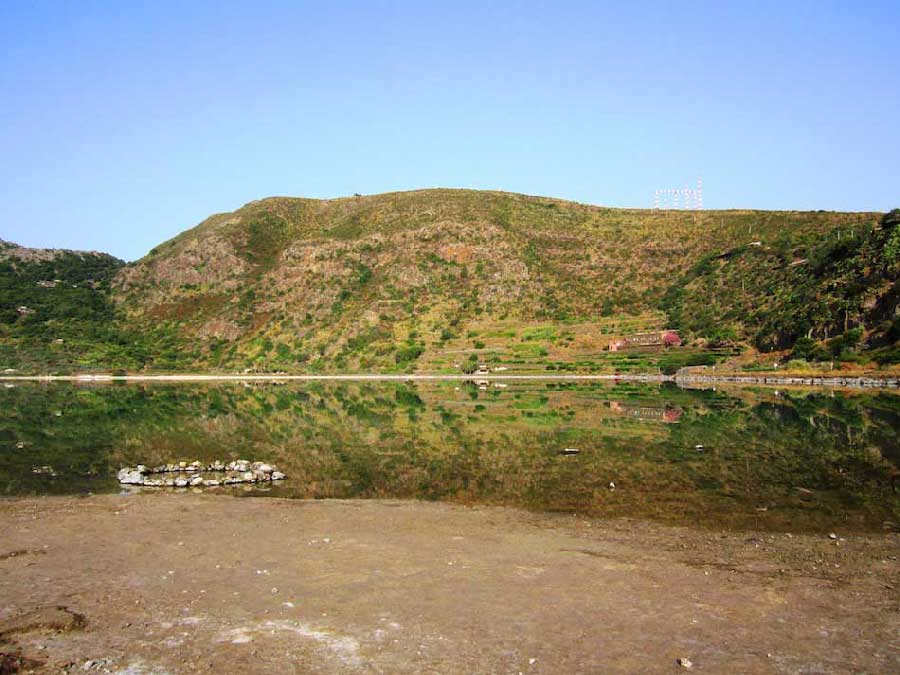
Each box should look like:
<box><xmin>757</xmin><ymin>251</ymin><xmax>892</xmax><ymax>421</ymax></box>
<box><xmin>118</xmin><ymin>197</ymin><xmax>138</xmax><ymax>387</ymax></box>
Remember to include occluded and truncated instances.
<box><xmin>674</xmin><ymin>372</ymin><xmax>900</xmax><ymax>388</ymax></box>
<box><xmin>0</xmin><ymin>373</ymin><xmax>668</xmax><ymax>382</ymax></box>
<box><xmin>0</xmin><ymin>371</ymin><xmax>898</xmax><ymax>388</ymax></box>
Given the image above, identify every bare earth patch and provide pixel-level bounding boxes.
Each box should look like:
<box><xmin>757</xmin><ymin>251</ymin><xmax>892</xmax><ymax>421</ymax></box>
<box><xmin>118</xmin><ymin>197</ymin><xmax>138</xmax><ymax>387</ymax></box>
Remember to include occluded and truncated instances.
<box><xmin>0</xmin><ymin>494</ymin><xmax>897</xmax><ymax>673</ymax></box>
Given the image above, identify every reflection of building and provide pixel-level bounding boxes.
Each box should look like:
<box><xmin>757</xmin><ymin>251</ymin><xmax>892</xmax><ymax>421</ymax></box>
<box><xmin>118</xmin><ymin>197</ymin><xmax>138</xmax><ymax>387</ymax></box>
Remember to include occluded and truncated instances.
<box><xmin>608</xmin><ymin>331</ymin><xmax>681</xmax><ymax>352</ymax></box>
<box><xmin>607</xmin><ymin>401</ymin><xmax>683</xmax><ymax>423</ymax></box>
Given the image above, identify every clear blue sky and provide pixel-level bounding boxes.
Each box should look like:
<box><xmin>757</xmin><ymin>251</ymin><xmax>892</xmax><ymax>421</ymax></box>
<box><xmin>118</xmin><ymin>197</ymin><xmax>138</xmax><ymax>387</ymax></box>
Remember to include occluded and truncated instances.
<box><xmin>2</xmin><ymin>1</ymin><xmax>898</xmax><ymax>260</ymax></box>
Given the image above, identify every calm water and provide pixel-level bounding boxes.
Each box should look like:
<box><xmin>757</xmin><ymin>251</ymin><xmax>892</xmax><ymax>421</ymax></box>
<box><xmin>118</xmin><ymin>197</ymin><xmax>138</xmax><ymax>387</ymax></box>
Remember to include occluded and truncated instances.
<box><xmin>1</xmin><ymin>380</ymin><xmax>898</xmax><ymax>533</ymax></box>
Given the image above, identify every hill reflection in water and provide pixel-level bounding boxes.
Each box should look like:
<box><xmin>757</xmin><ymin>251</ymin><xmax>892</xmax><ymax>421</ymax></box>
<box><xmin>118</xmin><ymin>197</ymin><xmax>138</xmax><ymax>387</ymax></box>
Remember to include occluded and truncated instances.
<box><xmin>1</xmin><ymin>380</ymin><xmax>898</xmax><ymax>533</ymax></box>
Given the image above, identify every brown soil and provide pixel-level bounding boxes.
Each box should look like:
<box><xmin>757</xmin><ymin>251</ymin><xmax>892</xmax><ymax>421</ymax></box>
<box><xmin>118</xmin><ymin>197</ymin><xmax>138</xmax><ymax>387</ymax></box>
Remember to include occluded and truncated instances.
<box><xmin>0</xmin><ymin>494</ymin><xmax>898</xmax><ymax>674</ymax></box>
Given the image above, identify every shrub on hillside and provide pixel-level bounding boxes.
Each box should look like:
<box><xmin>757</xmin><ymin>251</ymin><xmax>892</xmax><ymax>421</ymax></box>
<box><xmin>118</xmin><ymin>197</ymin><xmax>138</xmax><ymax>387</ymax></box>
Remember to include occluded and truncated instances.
<box><xmin>791</xmin><ymin>336</ymin><xmax>831</xmax><ymax>362</ymax></box>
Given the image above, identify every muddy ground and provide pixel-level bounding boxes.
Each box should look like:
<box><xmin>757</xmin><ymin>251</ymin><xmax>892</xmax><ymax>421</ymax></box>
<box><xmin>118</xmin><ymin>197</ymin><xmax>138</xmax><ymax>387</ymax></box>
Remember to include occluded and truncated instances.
<box><xmin>0</xmin><ymin>493</ymin><xmax>898</xmax><ymax>674</ymax></box>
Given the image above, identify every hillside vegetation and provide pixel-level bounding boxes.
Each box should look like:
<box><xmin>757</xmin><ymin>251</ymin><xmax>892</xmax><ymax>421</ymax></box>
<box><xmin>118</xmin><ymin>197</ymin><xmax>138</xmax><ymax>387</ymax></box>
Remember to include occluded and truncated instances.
<box><xmin>0</xmin><ymin>240</ymin><xmax>142</xmax><ymax>372</ymax></box>
<box><xmin>2</xmin><ymin>190</ymin><xmax>898</xmax><ymax>373</ymax></box>
<box><xmin>663</xmin><ymin>209</ymin><xmax>900</xmax><ymax>364</ymax></box>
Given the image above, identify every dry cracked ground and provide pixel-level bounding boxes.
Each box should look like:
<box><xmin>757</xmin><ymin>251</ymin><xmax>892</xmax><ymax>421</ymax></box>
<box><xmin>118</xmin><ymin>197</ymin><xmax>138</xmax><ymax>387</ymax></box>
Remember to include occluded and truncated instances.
<box><xmin>1</xmin><ymin>494</ymin><xmax>898</xmax><ymax>674</ymax></box>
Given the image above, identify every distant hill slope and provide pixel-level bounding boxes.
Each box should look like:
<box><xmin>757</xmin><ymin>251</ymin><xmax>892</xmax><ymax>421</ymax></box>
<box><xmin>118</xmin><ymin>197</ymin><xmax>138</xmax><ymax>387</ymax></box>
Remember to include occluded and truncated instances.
<box><xmin>0</xmin><ymin>239</ymin><xmax>113</xmax><ymax>264</ymax></box>
<box><xmin>0</xmin><ymin>241</ymin><xmax>131</xmax><ymax>371</ymax></box>
<box><xmin>108</xmin><ymin>188</ymin><xmax>895</xmax><ymax>373</ymax></box>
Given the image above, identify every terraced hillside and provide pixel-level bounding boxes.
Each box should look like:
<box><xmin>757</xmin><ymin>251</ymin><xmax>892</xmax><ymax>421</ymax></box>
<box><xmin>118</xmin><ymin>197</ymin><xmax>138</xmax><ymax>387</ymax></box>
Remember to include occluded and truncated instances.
<box><xmin>112</xmin><ymin>189</ymin><xmax>890</xmax><ymax>373</ymax></box>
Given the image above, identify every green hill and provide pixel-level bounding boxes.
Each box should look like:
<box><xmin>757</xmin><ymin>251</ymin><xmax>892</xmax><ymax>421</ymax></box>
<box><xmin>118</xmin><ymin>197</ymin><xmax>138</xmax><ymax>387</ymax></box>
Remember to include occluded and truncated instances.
<box><xmin>0</xmin><ymin>240</ymin><xmax>134</xmax><ymax>372</ymax></box>
<box><xmin>662</xmin><ymin>208</ymin><xmax>900</xmax><ymax>364</ymax></box>
<box><xmin>2</xmin><ymin>190</ymin><xmax>898</xmax><ymax>373</ymax></box>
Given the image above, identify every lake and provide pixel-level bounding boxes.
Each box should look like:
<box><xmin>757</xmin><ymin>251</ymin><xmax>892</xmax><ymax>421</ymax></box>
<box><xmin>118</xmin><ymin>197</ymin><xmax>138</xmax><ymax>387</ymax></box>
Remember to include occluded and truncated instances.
<box><xmin>2</xmin><ymin>379</ymin><xmax>898</xmax><ymax>533</ymax></box>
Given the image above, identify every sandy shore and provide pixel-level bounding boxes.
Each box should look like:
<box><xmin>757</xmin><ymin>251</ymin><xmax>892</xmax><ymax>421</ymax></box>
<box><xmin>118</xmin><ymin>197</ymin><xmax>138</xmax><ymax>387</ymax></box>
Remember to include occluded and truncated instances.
<box><xmin>1</xmin><ymin>494</ymin><xmax>898</xmax><ymax>674</ymax></box>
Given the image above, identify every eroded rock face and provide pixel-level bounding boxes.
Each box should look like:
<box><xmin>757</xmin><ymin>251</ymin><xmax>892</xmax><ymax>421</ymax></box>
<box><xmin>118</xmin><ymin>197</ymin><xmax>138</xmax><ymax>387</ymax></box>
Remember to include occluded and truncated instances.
<box><xmin>198</xmin><ymin>318</ymin><xmax>242</xmax><ymax>340</ymax></box>
<box><xmin>115</xmin><ymin>234</ymin><xmax>247</xmax><ymax>294</ymax></box>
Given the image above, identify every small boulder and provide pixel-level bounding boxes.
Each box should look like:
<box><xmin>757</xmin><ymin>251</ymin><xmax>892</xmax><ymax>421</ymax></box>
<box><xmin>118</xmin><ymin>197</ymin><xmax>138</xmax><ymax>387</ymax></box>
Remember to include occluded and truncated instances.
<box><xmin>117</xmin><ymin>468</ymin><xmax>143</xmax><ymax>485</ymax></box>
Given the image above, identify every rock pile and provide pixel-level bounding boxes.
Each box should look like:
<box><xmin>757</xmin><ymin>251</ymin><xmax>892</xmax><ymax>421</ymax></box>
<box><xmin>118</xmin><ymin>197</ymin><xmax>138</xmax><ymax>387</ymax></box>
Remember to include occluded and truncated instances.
<box><xmin>117</xmin><ymin>460</ymin><xmax>285</xmax><ymax>487</ymax></box>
